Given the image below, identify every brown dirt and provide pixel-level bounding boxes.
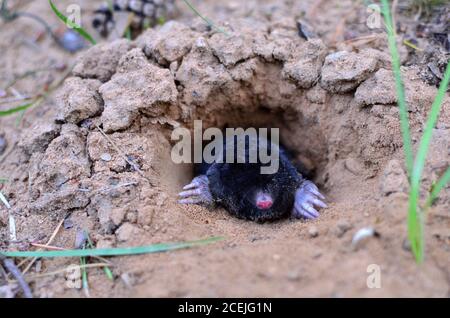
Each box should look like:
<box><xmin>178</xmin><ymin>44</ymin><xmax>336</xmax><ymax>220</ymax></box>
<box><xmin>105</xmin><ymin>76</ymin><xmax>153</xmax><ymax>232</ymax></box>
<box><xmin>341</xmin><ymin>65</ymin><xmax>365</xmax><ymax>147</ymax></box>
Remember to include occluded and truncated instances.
<box><xmin>0</xmin><ymin>0</ymin><xmax>449</xmax><ymax>298</ymax></box>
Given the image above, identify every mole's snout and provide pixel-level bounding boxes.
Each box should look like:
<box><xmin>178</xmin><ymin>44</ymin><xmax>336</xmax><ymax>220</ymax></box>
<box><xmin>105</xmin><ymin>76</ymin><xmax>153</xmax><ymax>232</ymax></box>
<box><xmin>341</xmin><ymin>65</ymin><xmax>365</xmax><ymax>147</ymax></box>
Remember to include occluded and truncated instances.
<box><xmin>256</xmin><ymin>192</ymin><xmax>273</xmax><ymax>210</ymax></box>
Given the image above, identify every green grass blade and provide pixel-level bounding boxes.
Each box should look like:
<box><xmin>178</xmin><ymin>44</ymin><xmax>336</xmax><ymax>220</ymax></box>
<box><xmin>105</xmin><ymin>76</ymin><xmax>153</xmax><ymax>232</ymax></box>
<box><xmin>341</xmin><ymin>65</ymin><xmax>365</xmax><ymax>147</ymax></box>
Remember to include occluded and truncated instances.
<box><xmin>0</xmin><ymin>178</ymin><xmax>8</xmax><ymax>183</ymax></box>
<box><xmin>157</xmin><ymin>16</ymin><xmax>166</xmax><ymax>26</ymax></box>
<box><xmin>0</xmin><ymin>102</ymin><xmax>34</xmax><ymax>116</ymax></box>
<box><xmin>182</xmin><ymin>0</ymin><xmax>229</xmax><ymax>35</ymax></box>
<box><xmin>49</xmin><ymin>0</ymin><xmax>96</xmax><ymax>45</ymax></box>
<box><xmin>381</xmin><ymin>0</ymin><xmax>422</xmax><ymax>263</ymax></box>
<box><xmin>84</xmin><ymin>229</ymin><xmax>114</xmax><ymax>281</ymax></box>
<box><xmin>1</xmin><ymin>237</ymin><xmax>223</xmax><ymax>258</ymax></box>
<box><xmin>124</xmin><ymin>26</ymin><xmax>132</xmax><ymax>40</ymax></box>
<box><xmin>408</xmin><ymin>58</ymin><xmax>450</xmax><ymax>262</ymax></box>
<box><xmin>408</xmin><ymin>204</ymin><xmax>424</xmax><ymax>262</ymax></box>
<box><xmin>425</xmin><ymin>167</ymin><xmax>450</xmax><ymax>208</ymax></box>
<box><xmin>380</xmin><ymin>0</ymin><xmax>414</xmax><ymax>177</ymax></box>
<box><xmin>80</xmin><ymin>254</ymin><xmax>90</xmax><ymax>297</ymax></box>
<box><xmin>15</xmin><ymin>109</ymin><xmax>26</xmax><ymax>126</ymax></box>
<box><xmin>103</xmin><ymin>266</ymin><xmax>114</xmax><ymax>281</ymax></box>
<box><xmin>381</xmin><ymin>0</ymin><xmax>421</xmax><ymax>261</ymax></box>
<box><xmin>411</xmin><ymin>61</ymin><xmax>450</xmax><ymax>189</ymax></box>
<box><xmin>381</xmin><ymin>0</ymin><xmax>450</xmax><ymax>263</ymax></box>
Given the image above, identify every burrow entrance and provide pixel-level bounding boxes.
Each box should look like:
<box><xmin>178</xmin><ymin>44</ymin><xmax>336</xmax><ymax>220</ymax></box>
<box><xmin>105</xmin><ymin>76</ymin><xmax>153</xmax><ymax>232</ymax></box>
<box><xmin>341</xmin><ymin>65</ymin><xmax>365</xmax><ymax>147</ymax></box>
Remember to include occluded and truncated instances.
<box><xmin>4</xmin><ymin>19</ymin><xmax>441</xmax><ymax>241</ymax></box>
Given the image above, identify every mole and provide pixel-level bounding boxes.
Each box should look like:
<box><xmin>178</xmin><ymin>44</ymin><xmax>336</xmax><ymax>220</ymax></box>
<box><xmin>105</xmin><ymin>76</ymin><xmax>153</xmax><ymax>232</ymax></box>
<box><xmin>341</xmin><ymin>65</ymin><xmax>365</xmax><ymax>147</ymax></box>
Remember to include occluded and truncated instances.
<box><xmin>178</xmin><ymin>134</ymin><xmax>327</xmax><ymax>222</ymax></box>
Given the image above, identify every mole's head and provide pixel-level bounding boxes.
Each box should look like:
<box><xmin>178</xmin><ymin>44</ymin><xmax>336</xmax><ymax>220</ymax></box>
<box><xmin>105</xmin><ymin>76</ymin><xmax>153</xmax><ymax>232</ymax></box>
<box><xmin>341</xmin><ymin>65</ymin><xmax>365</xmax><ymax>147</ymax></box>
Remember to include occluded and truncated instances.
<box><xmin>208</xmin><ymin>157</ymin><xmax>300</xmax><ymax>222</ymax></box>
<box><xmin>233</xmin><ymin>170</ymin><xmax>297</xmax><ymax>222</ymax></box>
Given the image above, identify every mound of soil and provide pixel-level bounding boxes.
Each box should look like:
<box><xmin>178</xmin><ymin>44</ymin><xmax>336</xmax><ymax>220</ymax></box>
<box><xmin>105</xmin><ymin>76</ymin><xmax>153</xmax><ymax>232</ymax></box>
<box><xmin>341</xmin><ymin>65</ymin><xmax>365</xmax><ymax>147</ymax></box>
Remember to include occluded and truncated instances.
<box><xmin>0</xmin><ymin>0</ymin><xmax>449</xmax><ymax>297</ymax></box>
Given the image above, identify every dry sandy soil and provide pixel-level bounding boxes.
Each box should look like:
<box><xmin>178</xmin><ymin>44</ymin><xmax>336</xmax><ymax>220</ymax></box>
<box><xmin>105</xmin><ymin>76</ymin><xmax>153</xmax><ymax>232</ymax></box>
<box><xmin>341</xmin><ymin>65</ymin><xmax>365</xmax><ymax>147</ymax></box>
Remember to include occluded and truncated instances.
<box><xmin>0</xmin><ymin>0</ymin><xmax>449</xmax><ymax>298</ymax></box>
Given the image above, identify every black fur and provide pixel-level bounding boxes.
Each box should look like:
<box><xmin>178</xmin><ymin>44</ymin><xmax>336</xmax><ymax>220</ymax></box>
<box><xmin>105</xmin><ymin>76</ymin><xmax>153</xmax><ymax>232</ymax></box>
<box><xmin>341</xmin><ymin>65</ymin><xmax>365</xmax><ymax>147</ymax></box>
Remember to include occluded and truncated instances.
<box><xmin>198</xmin><ymin>136</ymin><xmax>304</xmax><ymax>222</ymax></box>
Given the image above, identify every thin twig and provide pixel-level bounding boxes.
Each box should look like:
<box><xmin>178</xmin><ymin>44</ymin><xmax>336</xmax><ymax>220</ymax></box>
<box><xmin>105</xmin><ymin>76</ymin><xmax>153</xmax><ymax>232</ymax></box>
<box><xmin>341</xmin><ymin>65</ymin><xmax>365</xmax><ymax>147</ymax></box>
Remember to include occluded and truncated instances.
<box><xmin>0</xmin><ymin>189</ymin><xmax>16</xmax><ymax>242</ymax></box>
<box><xmin>0</xmin><ymin>254</ymin><xmax>33</xmax><ymax>298</ymax></box>
<box><xmin>30</xmin><ymin>243</ymin><xmax>65</xmax><ymax>250</ymax></box>
<box><xmin>80</xmin><ymin>248</ymin><xmax>90</xmax><ymax>297</ymax></box>
<box><xmin>84</xmin><ymin>230</ymin><xmax>114</xmax><ymax>281</ymax></box>
<box><xmin>343</xmin><ymin>33</ymin><xmax>381</xmax><ymax>44</ymax></box>
<box><xmin>331</xmin><ymin>2</ymin><xmax>359</xmax><ymax>45</ymax></box>
<box><xmin>12</xmin><ymin>263</ymin><xmax>113</xmax><ymax>282</ymax></box>
<box><xmin>0</xmin><ymin>96</ymin><xmax>32</xmax><ymax>105</ymax></box>
<box><xmin>414</xmin><ymin>4</ymin><xmax>422</xmax><ymax>21</ymax></box>
<box><xmin>20</xmin><ymin>217</ymin><xmax>65</xmax><ymax>276</ymax></box>
<box><xmin>9</xmin><ymin>87</ymin><xmax>25</xmax><ymax>99</ymax></box>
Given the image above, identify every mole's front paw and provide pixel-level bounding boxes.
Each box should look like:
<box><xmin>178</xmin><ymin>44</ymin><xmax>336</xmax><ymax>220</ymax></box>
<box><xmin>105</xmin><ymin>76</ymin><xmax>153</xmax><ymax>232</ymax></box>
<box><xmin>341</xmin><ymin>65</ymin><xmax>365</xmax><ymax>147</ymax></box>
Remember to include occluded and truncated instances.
<box><xmin>292</xmin><ymin>180</ymin><xmax>327</xmax><ymax>219</ymax></box>
<box><xmin>178</xmin><ymin>175</ymin><xmax>214</xmax><ymax>206</ymax></box>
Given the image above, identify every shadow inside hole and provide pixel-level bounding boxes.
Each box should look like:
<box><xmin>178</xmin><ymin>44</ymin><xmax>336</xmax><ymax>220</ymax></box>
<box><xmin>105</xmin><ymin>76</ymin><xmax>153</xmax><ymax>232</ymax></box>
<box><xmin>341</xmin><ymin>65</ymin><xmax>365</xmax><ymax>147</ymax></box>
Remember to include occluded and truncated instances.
<box><xmin>186</xmin><ymin>107</ymin><xmax>322</xmax><ymax>181</ymax></box>
<box><xmin>163</xmin><ymin>104</ymin><xmax>329</xmax><ymax>197</ymax></box>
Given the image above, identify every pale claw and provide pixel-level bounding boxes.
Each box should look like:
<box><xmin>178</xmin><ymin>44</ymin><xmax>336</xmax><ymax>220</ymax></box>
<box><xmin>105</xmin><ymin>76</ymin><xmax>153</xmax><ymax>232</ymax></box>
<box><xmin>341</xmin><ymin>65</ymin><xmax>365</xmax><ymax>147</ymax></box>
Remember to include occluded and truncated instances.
<box><xmin>292</xmin><ymin>180</ymin><xmax>327</xmax><ymax>219</ymax></box>
<box><xmin>179</xmin><ymin>188</ymin><xmax>203</xmax><ymax>197</ymax></box>
<box><xmin>183</xmin><ymin>181</ymin><xmax>200</xmax><ymax>190</ymax></box>
<box><xmin>178</xmin><ymin>175</ymin><xmax>214</xmax><ymax>206</ymax></box>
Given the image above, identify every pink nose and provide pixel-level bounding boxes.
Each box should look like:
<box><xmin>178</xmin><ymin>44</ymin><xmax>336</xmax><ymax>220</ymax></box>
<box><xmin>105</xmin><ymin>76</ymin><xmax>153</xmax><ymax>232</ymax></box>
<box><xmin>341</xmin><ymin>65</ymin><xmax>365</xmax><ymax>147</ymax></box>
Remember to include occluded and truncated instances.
<box><xmin>256</xmin><ymin>200</ymin><xmax>273</xmax><ymax>209</ymax></box>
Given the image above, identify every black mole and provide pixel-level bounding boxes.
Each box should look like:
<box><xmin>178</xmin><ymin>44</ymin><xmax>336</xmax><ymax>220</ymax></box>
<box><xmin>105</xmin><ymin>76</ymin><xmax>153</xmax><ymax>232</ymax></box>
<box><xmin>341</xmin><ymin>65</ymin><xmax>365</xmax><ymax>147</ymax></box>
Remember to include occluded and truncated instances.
<box><xmin>178</xmin><ymin>134</ymin><xmax>327</xmax><ymax>222</ymax></box>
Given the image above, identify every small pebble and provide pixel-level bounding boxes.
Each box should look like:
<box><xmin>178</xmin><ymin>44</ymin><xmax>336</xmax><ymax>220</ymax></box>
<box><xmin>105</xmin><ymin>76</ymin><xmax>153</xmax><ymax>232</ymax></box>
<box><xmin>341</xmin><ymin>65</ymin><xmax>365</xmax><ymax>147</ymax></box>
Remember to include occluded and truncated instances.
<box><xmin>35</xmin><ymin>260</ymin><xmax>42</xmax><ymax>273</ymax></box>
<box><xmin>286</xmin><ymin>270</ymin><xmax>301</xmax><ymax>281</ymax></box>
<box><xmin>297</xmin><ymin>20</ymin><xmax>317</xmax><ymax>40</ymax></box>
<box><xmin>80</xmin><ymin>119</ymin><xmax>94</xmax><ymax>129</ymax></box>
<box><xmin>120</xmin><ymin>273</ymin><xmax>136</xmax><ymax>289</ymax></box>
<box><xmin>101</xmin><ymin>153</ymin><xmax>112</xmax><ymax>161</ymax></box>
<box><xmin>169</xmin><ymin>61</ymin><xmax>178</xmax><ymax>75</ymax></box>
<box><xmin>74</xmin><ymin>228</ymin><xmax>88</xmax><ymax>249</ymax></box>
<box><xmin>126</xmin><ymin>211</ymin><xmax>137</xmax><ymax>223</ymax></box>
<box><xmin>53</xmin><ymin>62</ymin><xmax>67</xmax><ymax>71</ymax></box>
<box><xmin>344</xmin><ymin>158</ymin><xmax>363</xmax><ymax>175</ymax></box>
<box><xmin>58</xmin><ymin>30</ymin><xmax>85</xmax><ymax>53</ymax></box>
<box><xmin>351</xmin><ymin>227</ymin><xmax>379</xmax><ymax>250</ymax></box>
<box><xmin>195</xmin><ymin>37</ymin><xmax>207</xmax><ymax>49</ymax></box>
<box><xmin>63</xmin><ymin>218</ymin><xmax>74</xmax><ymax>229</ymax></box>
<box><xmin>308</xmin><ymin>226</ymin><xmax>319</xmax><ymax>238</ymax></box>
